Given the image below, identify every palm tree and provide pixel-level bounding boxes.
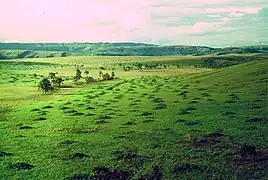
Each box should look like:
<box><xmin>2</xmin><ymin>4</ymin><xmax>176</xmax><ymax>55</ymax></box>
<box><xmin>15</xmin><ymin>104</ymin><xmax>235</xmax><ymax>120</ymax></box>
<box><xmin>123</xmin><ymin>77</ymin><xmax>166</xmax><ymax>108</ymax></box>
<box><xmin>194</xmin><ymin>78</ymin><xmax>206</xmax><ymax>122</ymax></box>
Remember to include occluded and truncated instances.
<box><xmin>99</xmin><ymin>71</ymin><xmax>103</xmax><ymax>79</ymax></box>
<box><xmin>33</xmin><ymin>73</ymin><xmax>37</xmax><ymax>86</ymax></box>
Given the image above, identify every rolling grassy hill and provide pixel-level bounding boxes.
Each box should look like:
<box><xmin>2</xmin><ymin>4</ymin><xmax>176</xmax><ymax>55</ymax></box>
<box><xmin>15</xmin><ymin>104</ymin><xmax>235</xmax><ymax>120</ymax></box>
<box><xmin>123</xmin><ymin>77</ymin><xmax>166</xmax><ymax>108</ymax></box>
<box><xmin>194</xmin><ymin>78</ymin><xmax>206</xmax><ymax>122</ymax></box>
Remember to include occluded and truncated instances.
<box><xmin>1</xmin><ymin>43</ymin><xmax>268</xmax><ymax>59</ymax></box>
<box><xmin>0</xmin><ymin>54</ymin><xmax>267</xmax><ymax>179</ymax></box>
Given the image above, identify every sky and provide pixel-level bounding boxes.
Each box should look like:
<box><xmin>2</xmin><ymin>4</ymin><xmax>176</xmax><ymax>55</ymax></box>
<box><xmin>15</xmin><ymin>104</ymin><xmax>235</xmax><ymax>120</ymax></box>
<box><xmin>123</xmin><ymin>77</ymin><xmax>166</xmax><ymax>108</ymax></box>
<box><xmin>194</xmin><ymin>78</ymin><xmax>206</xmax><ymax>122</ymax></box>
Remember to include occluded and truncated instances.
<box><xmin>0</xmin><ymin>0</ymin><xmax>267</xmax><ymax>47</ymax></box>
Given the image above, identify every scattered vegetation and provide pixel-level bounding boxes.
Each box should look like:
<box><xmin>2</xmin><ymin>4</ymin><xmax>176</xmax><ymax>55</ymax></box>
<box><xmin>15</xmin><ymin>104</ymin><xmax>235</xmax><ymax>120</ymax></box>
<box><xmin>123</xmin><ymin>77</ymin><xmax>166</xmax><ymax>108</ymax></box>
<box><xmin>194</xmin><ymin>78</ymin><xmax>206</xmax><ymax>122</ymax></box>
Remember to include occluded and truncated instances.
<box><xmin>0</xmin><ymin>53</ymin><xmax>267</xmax><ymax>179</ymax></box>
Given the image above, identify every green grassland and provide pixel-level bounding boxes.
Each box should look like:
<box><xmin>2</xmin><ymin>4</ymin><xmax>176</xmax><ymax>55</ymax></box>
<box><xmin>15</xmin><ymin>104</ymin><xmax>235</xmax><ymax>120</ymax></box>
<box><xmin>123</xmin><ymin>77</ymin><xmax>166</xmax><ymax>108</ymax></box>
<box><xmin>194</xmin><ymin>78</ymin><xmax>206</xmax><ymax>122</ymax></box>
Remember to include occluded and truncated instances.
<box><xmin>0</xmin><ymin>50</ymin><xmax>74</xmax><ymax>60</ymax></box>
<box><xmin>0</xmin><ymin>54</ymin><xmax>267</xmax><ymax>179</ymax></box>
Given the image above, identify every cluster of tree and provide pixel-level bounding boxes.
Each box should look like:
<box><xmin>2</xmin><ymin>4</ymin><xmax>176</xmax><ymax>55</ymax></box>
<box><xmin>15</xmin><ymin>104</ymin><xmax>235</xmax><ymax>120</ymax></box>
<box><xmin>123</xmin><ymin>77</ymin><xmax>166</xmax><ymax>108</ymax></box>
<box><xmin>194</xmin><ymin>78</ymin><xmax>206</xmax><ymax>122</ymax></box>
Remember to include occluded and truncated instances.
<box><xmin>38</xmin><ymin>72</ymin><xmax>64</xmax><ymax>94</ymax></box>
<box><xmin>38</xmin><ymin>68</ymin><xmax>117</xmax><ymax>94</ymax></box>
<box><xmin>81</xmin><ymin>68</ymin><xmax>117</xmax><ymax>84</ymax></box>
<box><xmin>120</xmin><ymin>63</ymin><xmax>169</xmax><ymax>71</ymax></box>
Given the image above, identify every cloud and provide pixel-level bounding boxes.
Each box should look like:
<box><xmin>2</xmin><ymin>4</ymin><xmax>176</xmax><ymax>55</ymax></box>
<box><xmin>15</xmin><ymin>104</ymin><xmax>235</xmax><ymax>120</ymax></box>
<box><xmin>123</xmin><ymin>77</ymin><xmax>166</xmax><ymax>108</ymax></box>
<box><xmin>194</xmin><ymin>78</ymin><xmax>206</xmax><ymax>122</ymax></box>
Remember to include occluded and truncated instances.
<box><xmin>205</xmin><ymin>7</ymin><xmax>261</xmax><ymax>14</ymax></box>
<box><xmin>0</xmin><ymin>0</ymin><xmax>267</xmax><ymax>46</ymax></box>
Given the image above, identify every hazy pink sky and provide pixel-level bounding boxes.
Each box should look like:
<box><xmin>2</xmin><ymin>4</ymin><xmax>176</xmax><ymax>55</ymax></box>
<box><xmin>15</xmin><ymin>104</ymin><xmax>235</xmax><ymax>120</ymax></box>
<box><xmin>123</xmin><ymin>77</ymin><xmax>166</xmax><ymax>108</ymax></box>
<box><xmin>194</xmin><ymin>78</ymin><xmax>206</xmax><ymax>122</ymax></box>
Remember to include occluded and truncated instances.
<box><xmin>0</xmin><ymin>0</ymin><xmax>267</xmax><ymax>46</ymax></box>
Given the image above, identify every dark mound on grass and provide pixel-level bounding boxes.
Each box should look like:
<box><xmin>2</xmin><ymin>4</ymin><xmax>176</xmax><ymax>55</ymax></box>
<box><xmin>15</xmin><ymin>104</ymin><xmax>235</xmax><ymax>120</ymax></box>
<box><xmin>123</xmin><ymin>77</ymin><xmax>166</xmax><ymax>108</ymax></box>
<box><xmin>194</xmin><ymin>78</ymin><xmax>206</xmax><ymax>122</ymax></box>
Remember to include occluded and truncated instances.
<box><xmin>222</xmin><ymin>112</ymin><xmax>236</xmax><ymax>116</ymax></box>
<box><xmin>85</xmin><ymin>106</ymin><xmax>95</xmax><ymax>110</ymax></box>
<box><xmin>152</xmin><ymin>98</ymin><xmax>165</xmax><ymax>103</ymax></box>
<box><xmin>142</xmin><ymin>119</ymin><xmax>155</xmax><ymax>123</ymax></box>
<box><xmin>139</xmin><ymin>166</ymin><xmax>163</xmax><ymax>180</ymax></box>
<box><xmin>180</xmin><ymin>91</ymin><xmax>189</xmax><ymax>95</ymax></box>
<box><xmin>179</xmin><ymin>109</ymin><xmax>190</xmax><ymax>115</ymax></box>
<box><xmin>31</xmin><ymin>108</ymin><xmax>40</xmax><ymax>112</ymax></box>
<box><xmin>154</xmin><ymin>103</ymin><xmax>167</xmax><ymax>110</ymax></box>
<box><xmin>192</xmin><ymin>131</ymin><xmax>224</xmax><ymax>147</ymax></box>
<box><xmin>9</xmin><ymin>162</ymin><xmax>34</xmax><ymax>170</ymax></box>
<box><xmin>19</xmin><ymin>126</ymin><xmax>33</xmax><ymax>129</ymax></box>
<box><xmin>96</xmin><ymin>120</ymin><xmax>108</xmax><ymax>124</ymax></box>
<box><xmin>225</xmin><ymin>100</ymin><xmax>236</xmax><ymax>104</ymax></box>
<box><xmin>176</xmin><ymin>119</ymin><xmax>187</xmax><ymax>123</ymax></box>
<box><xmin>71</xmin><ymin>112</ymin><xmax>85</xmax><ymax>116</ymax></box>
<box><xmin>68</xmin><ymin>173</ymin><xmax>90</xmax><ymax>180</ymax></box>
<box><xmin>247</xmin><ymin>117</ymin><xmax>267</xmax><ymax>123</ymax></box>
<box><xmin>60</xmin><ymin>106</ymin><xmax>70</xmax><ymax>110</ymax></box>
<box><xmin>185</xmin><ymin>120</ymin><xmax>200</xmax><ymax>126</ymax></box>
<box><xmin>229</xmin><ymin>93</ymin><xmax>240</xmax><ymax>100</ymax></box>
<box><xmin>43</xmin><ymin>105</ymin><xmax>53</xmax><ymax>109</ymax></box>
<box><xmin>239</xmin><ymin>144</ymin><xmax>257</xmax><ymax>157</ymax></box>
<box><xmin>98</xmin><ymin>115</ymin><xmax>112</xmax><ymax>119</ymax></box>
<box><xmin>123</xmin><ymin>121</ymin><xmax>136</xmax><ymax>125</ymax></box>
<box><xmin>60</xmin><ymin>140</ymin><xmax>75</xmax><ymax>145</ymax></box>
<box><xmin>70</xmin><ymin>152</ymin><xmax>88</xmax><ymax>159</ymax></box>
<box><xmin>85</xmin><ymin>113</ymin><xmax>95</xmax><ymax>116</ymax></box>
<box><xmin>34</xmin><ymin>117</ymin><xmax>46</xmax><ymax>121</ymax></box>
<box><xmin>65</xmin><ymin>110</ymin><xmax>78</xmax><ymax>114</ymax></box>
<box><xmin>204</xmin><ymin>131</ymin><xmax>225</xmax><ymax>138</ymax></box>
<box><xmin>113</xmin><ymin>150</ymin><xmax>150</xmax><ymax>167</ymax></box>
<box><xmin>173</xmin><ymin>163</ymin><xmax>207</xmax><ymax>174</ymax></box>
<box><xmin>188</xmin><ymin>100</ymin><xmax>199</xmax><ymax>104</ymax></box>
<box><xmin>231</xmin><ymin>145</ymin><xmax>268</xmax><ymax>177</ymax></box>
<box><xmin>0</xmin><ymin>151</ymin><xmax>13</xmax><ymax>157</ymax></box>
<box><xmin>201</xmin><ymin>93</ymin><xmax>210</xmax><ymax>97</ymax></box>
<box><xmin>90</xmin><ymin>166</ymin><xmax>131</xmax><ymax>180</ymax></box>
<box><xmin>141</xmin><ymin>112</ymin><xmax>153</xmax><ymax>116</ymax></box>
<box><xmin>64</xmin><ymin>102</ymin><xmax>72</xmax><ymax>105</ymax></box>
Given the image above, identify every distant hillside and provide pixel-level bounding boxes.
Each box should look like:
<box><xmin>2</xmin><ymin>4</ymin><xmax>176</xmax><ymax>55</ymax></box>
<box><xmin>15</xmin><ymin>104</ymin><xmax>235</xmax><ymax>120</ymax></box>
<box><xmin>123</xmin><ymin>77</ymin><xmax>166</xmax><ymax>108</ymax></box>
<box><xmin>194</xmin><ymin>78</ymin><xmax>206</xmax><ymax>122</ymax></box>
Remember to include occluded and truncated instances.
<box><xmin>0</xmin><ymin>42</ymin><xmax>268</xmax><ymax>59</ymax></box>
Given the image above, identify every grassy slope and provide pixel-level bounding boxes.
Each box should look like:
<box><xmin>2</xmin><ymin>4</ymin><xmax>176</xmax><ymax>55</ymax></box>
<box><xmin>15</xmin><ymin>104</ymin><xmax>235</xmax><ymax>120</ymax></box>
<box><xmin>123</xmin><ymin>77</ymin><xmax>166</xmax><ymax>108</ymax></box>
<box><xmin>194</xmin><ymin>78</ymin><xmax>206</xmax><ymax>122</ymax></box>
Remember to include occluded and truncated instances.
<box><xmin>0</xmin><ymin>57</ymin><xmax>267</xmax><ymax>179</ymax></box>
